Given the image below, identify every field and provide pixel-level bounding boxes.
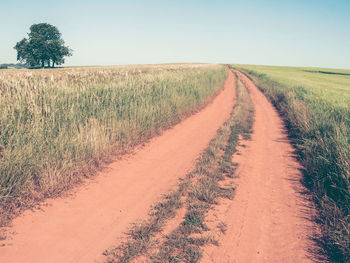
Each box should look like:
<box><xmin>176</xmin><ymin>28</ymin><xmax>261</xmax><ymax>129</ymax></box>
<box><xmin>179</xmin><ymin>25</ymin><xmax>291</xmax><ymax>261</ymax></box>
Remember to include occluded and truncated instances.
<box><xmin>1</xmin><ymin>64</ymin><xmax>349</xmax><ymax>263</ymax></box>
<box><xmin>233</xmin><ymin>64</ymin><xmax>350</xmax><ymax>262</ymax></box>
<box><xmin>0</xmin><ymin>64</ymin><xmax>227</xmax><ymax>223</ymax></box>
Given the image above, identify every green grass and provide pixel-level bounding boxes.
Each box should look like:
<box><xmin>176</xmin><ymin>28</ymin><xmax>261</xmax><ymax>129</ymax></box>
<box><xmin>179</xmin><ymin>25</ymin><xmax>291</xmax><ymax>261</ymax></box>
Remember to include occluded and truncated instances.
<box><xmin>0</xmin><ymin>64</ymin><xmax>227</xmax><ymax>225</ymax></box>
<box><xmin>232</xmin><ymin>64</ymin><xmax>350</xmax><ymax>262</ymax></box>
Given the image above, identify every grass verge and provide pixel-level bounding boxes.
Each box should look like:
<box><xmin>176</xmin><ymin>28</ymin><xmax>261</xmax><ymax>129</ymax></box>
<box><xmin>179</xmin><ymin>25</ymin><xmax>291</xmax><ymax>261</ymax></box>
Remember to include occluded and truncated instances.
<box><xmin>103</xmin><ymin>69</ymin><xmax>254</xmax><ymax>263</ymax></box>
<box><xmin>233</xmin><ymin>65</ymin><xmax>349</xmax><ymax>262</ymax></box>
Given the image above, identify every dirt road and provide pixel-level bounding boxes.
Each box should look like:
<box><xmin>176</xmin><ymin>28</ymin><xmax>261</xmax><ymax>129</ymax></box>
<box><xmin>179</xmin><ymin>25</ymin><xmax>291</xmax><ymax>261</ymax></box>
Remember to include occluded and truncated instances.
<box><xmin>0</xmin><ymin>71</ymin><xmax>236</xmax><ymax>263</ymax></box>
<box><xmin>202</xmin><ymin>71</ymin><xmax>318</xmax><ymax>262</ymax></box>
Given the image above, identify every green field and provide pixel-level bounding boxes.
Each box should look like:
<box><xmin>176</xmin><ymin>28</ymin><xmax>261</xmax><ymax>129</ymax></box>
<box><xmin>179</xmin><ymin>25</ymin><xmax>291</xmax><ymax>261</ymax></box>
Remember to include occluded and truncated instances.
<box><xmin>233</xmin><ymin>64</ymin><xmax>350</xmax><ymax>262</ymax></box>
<box><xmin>0</xmin><ymin>64</ymin><xmax>227</xmax><ymax>224</ymax></box>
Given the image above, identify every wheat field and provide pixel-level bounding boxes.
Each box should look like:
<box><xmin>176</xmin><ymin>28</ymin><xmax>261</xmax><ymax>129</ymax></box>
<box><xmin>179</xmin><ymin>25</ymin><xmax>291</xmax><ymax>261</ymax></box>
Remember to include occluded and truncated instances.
<box><xmin>0</xmin><ymin>64</ymin><xmax>227</xmax><ymax>220</ymax></box>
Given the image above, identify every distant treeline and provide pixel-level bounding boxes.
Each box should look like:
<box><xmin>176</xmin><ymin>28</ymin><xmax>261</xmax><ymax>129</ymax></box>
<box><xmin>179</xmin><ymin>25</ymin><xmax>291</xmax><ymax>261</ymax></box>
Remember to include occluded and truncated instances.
<box><xmin>0</xmin><ymin>63</ymin><xmax>29</xmax><ymax>69</ymax></box>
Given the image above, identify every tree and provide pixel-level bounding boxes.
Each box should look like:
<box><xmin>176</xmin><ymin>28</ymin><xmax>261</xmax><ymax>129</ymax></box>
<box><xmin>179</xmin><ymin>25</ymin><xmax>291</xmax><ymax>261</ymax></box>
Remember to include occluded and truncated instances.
<box><xmin>14</xmin><ymin>23</ymin><xmax>72</xmax><ymax>68</ymax></box>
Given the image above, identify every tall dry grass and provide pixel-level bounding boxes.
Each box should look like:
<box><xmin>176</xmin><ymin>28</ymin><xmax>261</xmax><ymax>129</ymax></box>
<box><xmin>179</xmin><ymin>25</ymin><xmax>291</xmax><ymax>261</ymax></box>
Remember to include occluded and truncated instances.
<box><xmin>0</xmin><ymin>64</ymin><xmax>227</xmax><ymax>223</ymax></box>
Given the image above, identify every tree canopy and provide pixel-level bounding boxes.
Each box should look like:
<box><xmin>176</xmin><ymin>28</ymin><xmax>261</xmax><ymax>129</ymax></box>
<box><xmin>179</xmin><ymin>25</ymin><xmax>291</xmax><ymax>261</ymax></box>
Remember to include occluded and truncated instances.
<box><xmin>14</xmin><ymin>23</ymin><xmax>72</xmax><ymax>68</ymax></box>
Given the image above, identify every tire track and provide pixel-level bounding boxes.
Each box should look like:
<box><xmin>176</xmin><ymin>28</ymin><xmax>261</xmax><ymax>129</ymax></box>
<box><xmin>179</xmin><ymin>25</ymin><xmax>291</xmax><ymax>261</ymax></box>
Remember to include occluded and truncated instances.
<box><xmin>202</xmin><ymin>70</ymin><xmax>319</xmax><ymax>263</ymax></box>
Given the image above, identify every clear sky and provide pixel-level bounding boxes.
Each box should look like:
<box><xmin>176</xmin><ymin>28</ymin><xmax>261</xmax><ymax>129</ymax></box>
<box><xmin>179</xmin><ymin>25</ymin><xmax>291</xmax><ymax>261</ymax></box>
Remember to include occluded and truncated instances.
<box><xmin>1</xmin><ymin>0</ymin><xmax>349</xmax><ymax>68</ymax></box>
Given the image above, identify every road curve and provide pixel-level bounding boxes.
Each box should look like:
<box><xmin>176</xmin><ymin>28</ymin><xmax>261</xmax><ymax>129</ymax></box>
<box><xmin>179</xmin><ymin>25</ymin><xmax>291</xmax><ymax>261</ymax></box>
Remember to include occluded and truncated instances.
<box><xmin>202</xmin><ymin>71</ymin><xmax>319</xmax><ymax>263</ymax></box>
<box><xmin>0</xmin><ymin>69</ymin><xmax>236</xmax><ymax>263</ymax></box>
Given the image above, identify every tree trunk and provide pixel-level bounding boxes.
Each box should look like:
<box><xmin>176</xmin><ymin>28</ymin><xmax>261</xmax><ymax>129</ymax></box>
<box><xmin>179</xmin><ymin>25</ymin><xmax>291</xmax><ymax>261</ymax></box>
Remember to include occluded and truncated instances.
<box><xmin>47</xmin><ymin>60</ymin><xmax>51</xmax><ymax>68</ymax></box>
<box><xmin>52</xmin><ymin>61</ymin><xmax>55</xmax><ymax>68</ymax></box>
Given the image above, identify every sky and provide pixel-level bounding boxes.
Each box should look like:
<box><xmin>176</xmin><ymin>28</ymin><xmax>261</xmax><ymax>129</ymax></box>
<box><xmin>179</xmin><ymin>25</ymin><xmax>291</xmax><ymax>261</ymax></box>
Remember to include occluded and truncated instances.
<box><xmin>1</xmin><ymin>0</ymin><xmax>350</xmax><ymax>68</ymax></box>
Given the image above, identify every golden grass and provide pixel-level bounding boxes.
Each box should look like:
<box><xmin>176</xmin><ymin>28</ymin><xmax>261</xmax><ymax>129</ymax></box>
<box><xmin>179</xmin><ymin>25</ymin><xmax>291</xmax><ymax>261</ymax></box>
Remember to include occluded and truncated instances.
<box><xmin>0</xmin><ymin>64</ymin><xmax>227</xmax><ymax>225</ymax></box>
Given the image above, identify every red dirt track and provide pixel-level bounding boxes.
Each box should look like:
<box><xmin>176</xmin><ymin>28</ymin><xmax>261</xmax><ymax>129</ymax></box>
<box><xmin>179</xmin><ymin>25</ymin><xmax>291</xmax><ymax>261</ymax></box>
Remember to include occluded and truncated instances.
<box><xmin>0</xmin><ymin>70</ymin><xmax>236</xmax><ymax>263</ymax></box>
<box><xmin>202</xmin><ymin>71</ymin><xmax>318</xmax><ymax>263</ymax></box>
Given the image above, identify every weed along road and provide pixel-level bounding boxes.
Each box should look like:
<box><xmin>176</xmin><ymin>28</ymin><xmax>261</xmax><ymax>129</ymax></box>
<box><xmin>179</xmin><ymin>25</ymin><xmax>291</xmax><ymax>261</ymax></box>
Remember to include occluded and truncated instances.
<box><xmin>0</xmin><ymin>70</ymin><xmax>236</xmax><ymax>262</ymax></box>
<box><xmin>202</xmin><ymin>71</ymin><xmax>319</xmax><ymax>263</ymax></box>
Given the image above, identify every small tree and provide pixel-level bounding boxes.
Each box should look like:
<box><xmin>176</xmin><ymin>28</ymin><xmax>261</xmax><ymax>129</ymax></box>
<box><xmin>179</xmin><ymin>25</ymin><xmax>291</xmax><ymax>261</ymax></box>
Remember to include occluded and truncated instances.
<box><xmin>14</xmin><ymin>23</ymin><xmax>72</xmax><ymax>68</ymax></box>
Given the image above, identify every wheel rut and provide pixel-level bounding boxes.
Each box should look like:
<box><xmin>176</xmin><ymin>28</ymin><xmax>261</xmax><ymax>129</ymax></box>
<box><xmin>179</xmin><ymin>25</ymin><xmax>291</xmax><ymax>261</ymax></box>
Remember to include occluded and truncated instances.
<box><xmin>202</xmin><ymin>70</ymin><xmax>320</xmax><ymax>263</ymax></box>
